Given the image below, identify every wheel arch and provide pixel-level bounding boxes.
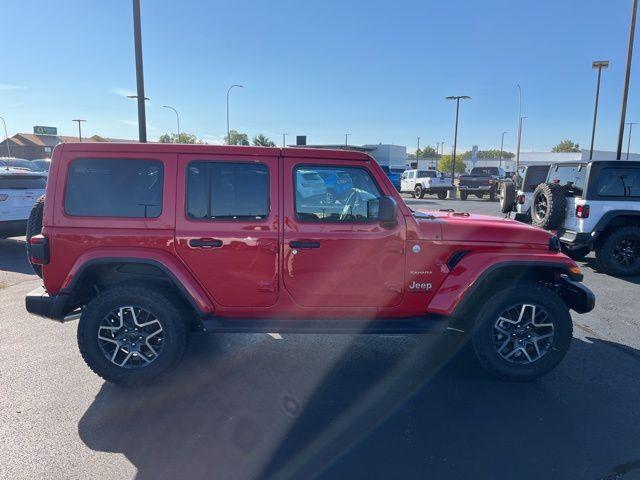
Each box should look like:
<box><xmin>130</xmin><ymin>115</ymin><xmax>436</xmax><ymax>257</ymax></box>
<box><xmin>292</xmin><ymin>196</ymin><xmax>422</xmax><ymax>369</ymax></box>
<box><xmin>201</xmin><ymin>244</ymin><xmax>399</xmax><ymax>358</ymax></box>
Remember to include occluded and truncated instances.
<box><xmin>594</xmin><ymin>211</ymin><xmax>640</xmax><ymax>242</ymax></box>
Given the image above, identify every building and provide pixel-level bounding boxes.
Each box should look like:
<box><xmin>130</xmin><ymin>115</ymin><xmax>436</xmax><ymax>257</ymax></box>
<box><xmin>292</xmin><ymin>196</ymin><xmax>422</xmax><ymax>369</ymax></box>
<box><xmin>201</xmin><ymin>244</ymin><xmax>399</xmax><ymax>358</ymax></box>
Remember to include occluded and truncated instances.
<box><xmin>0</xmin><ymin>128</ymin><xmax>134</xmax><ymax>159</ymax></box>
<box><xmin>288</xmin><ymin>139</ymin><xmax>407</xmax><ymax>168</ymax></box>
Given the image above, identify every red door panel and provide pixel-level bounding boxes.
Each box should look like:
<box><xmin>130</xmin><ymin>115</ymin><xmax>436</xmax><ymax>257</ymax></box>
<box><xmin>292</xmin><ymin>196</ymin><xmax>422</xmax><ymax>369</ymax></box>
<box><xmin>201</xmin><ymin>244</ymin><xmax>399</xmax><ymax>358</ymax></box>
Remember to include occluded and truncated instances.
<box><xmin>174</xmin><ymin>154</ymin><xmax>279</xmax><ymax>307</ymax></box>
<box><xmin>282</xmin><ymin>158</ymin><xmax>405</xmax><ymax>308</ymax></box>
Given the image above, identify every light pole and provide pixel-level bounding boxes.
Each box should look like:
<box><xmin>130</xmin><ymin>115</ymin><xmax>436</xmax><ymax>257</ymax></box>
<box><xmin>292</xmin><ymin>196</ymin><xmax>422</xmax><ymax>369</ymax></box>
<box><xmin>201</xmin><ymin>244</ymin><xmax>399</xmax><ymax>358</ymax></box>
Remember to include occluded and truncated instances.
<box><xmin>441</xmin><ymin>141</ymin><xmax>445</xmax><ymax>156</ymax></box>
<box><xmin>499</xmin><ymin>131</ymin><xmax>508</xmax><ymax>168</ymax></box>
<box><xmin>132</xmin><ymin>0</ymin><xmax>147</xmax><ymax>143</ymax></box>
<box><xmin>416</xmin><ymin>136</ymin><xmax>420</xmax><ymax>167</ymax></box>
<box><xmin>445</xmin><ymin>95</ymin><xmax>471</xmax><ymax>199</ymax></box>
<box><xmin>345</xmin><ymin>133</ymin><xmax>351</xmax><ymax>146</ymax></box>
<box><xmin>72</xmin><ymin>119</ymin><xmax>86</xmax><ymax>142</ymax></box>
<box><xmin>226</xmin><ymin>84</ymin><xmax>243</xmax><ymax>144</ymax></box>
<box><xmin>0</xmin><ymin>115</ymin><xmax>12</xmax><ymax>159</ymax></box>
<box><xmin>617</xmin><ymin>0</ymin><xmax>638</xmax><ymax>159</ymax></box>
<box><xmin>590</xmin><ymin>60</ymin><xmax>609</xmax><ymax>159</ymax></box>
<box><xmin>162</xmin><ymin>105</ymin><xmax>180</xmax><ymax>142</ymax></box>
<box><xmin>515</xmin><ymin>84</ymin><xmax>523</xmax><ymax>173</ymax></box>
<box><xmin>626</xmin><ymin>122</ymin><xmax>638</xmax><ymax>159</ymax></box>
<box><xmin>282</xmin><ymin>133</ymin><xmax>288</xmax><ymax>147</ymax></box>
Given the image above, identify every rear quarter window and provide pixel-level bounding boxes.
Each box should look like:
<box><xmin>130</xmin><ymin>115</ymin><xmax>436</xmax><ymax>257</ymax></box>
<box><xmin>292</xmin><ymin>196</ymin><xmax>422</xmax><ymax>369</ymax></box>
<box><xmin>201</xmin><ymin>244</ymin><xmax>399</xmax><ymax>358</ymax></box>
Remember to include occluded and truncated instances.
<box><xmin>64</xmin><ymin>158</ymin><xmax>163</xmax><ymax>218</ymax></box>
<box><xmin>596</xmin><ymin>167</ymin><xmax>640</xmax><ymax>197</ymax></box>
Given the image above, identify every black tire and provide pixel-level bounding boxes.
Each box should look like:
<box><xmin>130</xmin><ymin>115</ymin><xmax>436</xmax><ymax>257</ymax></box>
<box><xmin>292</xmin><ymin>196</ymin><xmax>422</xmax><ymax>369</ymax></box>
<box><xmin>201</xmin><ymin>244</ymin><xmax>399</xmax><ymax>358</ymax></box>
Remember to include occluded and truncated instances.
<box><xmin>472</xmin><ymin>282</ymin><xmax>572</xmax><ymax>381</ymax></box>
<box><xmin>25</xmin><ymin>195</ymin><xmax>45</xmax><ymax>278</ymax></box>
<box><xmin>595</xmin><ymin>226</ymin><xmax>640</xmax><ymax>277</ymax></box>
<box><xmin>437</xmin><ymin>190</ymin><xmax>447</xmax><ymax>200</ymax></box>
<box><xmin>77</xmin><ymin>285</ymin><xmax>188</xmax><ymax>386</ymax></box>
<box><xmin>500</xmin><ymin>182</ymin><xmax>516</xmax><ymax>213</ymax></box>
<box><xmin>414</xmin><ymin>185</ymin><xmax>425</xmax><ymax>199</ymax></box>
<box><xmin>561</xmin><ymin>244</ymin><xmax>590</xmax><ymax>261</ymax></box>
<box><xmin>531</xmin><ymin>183</ymin><xmax>567</xmax><ymax>230</ymax></box>
<box><xmin>460</xmin><ymin>191</ymin><xmax>468</xmax><ymax>201</ymax></box>
<box><xmin>489</xmin><ymin>189</ymin><xmax>497</xmax><ymax>201</ymax></box>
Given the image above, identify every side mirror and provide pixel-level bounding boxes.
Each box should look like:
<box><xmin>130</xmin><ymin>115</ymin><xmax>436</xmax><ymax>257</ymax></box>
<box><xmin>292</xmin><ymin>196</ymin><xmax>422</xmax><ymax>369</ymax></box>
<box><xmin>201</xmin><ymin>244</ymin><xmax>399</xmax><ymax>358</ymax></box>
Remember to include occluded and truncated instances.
<box><xmin>368</xmin><ymin>196</ymin><xmax>398</xmax><ymax>226</ymax></box>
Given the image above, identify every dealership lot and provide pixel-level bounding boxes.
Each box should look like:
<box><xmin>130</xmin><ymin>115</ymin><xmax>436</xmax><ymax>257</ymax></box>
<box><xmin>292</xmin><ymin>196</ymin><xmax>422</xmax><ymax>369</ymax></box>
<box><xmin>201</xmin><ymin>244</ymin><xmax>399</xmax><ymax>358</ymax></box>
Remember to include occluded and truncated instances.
<box><xmin>1</xmin><ymin>196</ymin><xmax>640</xmax><ymax>480</ymax></box>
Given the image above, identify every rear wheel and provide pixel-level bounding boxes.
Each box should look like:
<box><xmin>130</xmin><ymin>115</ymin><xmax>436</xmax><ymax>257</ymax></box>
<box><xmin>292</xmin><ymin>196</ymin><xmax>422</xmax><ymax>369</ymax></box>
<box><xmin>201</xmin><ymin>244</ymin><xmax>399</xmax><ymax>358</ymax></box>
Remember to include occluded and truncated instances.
<box><xmin>414</xmin><ymin>185</ymin><xmax>425</xmax><ymax>199</ymax></box>
<box><xmin>460</xmin><ymin>191</ymin><xmax>468</xmax><ymax>200</ymax></box>
<box><xmin>472</xmin><ymin>283</ymin><xmax>572</xmax><ymax>381</ymax></box>
<box><xmin>500</xmin><ymin>182</ymin><xmax>516</xmax><ymax>213</ymax></box>
<box><xmin>437</xmin><ymin>190</ymin><xmax>447</xmax><ymax>200</ymax></box>
<box><xmin>595</xmin><ymin>226</ymin><xmax>640</xmax><ymax>277</ymax></box>
<box><xmin>25</xmin><ymin>196</ymin><xmax>45</xmax><ymax>278</ymax></box>
<box><xmin>77</xmin><ymin>285</ymin><xmax>187</xmax><ymax>386</ymax></box>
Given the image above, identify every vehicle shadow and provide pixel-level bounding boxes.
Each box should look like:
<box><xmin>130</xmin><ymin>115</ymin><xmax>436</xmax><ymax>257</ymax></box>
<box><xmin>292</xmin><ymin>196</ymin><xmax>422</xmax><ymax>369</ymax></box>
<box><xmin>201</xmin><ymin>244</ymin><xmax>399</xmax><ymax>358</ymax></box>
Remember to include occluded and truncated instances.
<box><xmin>78</xmin><ymin>332</ymin><xmax>640</xmax><ymax>480</ymax></box>
<box><xmin>0</xmin><ymin>237</ymin><xmax>36</xmax><ymax>275</ymax></box>
<box><xmin>581</xmin><ymin>257</ymin><xmax>640</xmax><ymax>286</ymax></box>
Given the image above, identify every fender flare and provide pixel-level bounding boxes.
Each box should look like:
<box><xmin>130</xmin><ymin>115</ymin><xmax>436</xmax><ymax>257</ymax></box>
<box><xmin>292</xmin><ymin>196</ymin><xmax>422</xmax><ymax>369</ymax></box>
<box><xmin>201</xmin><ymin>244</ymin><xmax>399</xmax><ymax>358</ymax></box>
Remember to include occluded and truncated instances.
<box><xmin>60</xmin><ymin>248</ymin><xmax>215</xmax><ymax>315</ymax></box>
<box><xmin>426</xmin><ymin>252</ymin><xmax>581</xmax><ymax>317</ymax></box>
<box><xmin>593</xmin><ymin>210</ymin><xmax>640</xmax><ymax>234</ymax></box>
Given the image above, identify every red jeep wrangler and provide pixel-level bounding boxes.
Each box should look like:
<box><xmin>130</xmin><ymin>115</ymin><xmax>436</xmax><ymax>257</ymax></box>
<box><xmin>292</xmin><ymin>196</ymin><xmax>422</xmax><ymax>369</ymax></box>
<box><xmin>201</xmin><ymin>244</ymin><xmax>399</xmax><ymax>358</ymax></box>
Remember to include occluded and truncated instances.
<box><xmin>25</xmin><ymin>143</ymin><xmax>594</xmax><ymax>386</ymax></box>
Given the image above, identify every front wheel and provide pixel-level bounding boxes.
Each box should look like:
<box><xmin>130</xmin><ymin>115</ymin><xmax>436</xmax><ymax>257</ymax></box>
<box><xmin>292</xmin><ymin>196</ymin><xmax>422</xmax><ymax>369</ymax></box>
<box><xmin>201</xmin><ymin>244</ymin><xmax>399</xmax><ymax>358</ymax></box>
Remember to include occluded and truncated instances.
<box><xmin>414</xmin><ymin>185</ymin><xmax>425</xmax><ymax>199</ymax></box>
<box><xmin>437</xmin><ymin>190</ymin><xmax>447</xmax><ymax>200</ymax></box>
<box><xmin>77</xmin><ymin>285</ymin><xmax>187</xmax><ymax>386</ymax></box>
<box><xmin>472</xmin><ymin>283</ymin><xmax>572</xmax><ymax>381</ymax></box>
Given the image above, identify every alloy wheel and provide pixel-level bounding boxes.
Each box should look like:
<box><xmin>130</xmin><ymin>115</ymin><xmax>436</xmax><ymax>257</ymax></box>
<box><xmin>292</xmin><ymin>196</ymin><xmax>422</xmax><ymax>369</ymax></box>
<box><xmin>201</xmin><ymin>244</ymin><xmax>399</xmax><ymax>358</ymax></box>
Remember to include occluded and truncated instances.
<box><xmin>534</xmin><ymin>193</ymin><xmax>548</xmax><ymax>221</ymax></box>
<box><xmin>493</xmin><ymin>303</ymin><xmax>555</xmax><ymax>364</ymax></box>
<box><xmin>613</xmin><ymin>237</ymin><xmax>640</xmax><ymax>268</ymax></box>
<box><xmin>97</xmin><ymin>306</ymin><xmax>164</xmax><ymax>369</ymax></box>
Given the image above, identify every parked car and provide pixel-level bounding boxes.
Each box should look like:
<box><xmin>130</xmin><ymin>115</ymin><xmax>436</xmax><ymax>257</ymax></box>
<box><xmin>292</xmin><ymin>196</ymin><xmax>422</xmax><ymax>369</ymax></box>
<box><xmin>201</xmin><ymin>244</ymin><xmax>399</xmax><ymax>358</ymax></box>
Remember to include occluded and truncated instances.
<box><xmin>26</xmin><ymin>143</ymin><xmax>593</xmax><ymax>386</ymax></box>
<box><xmin>458</xmin><ymin>166</ymin><xmax>505</xmax><ymax>201</ymax></box>
<box><xmin>30</xmin><ymin>159</ymin><xmax>52</xmax><ymax>173</ymax></box>
<box><xmin>530</xmin><ymin>160</ymin><xmax>640</xmax><ymax>276</ymax></box>
<box><xmin>399</xmin><ymin>169</ymin><xmax>454</xmax><ymax>199</ymax></box>
<box><xmin>0</xmin><ymin>168</ymin><xmax>47</xmax><ymax>238</ymax></box>
<box><xmin>0</xmin><ymin>158</ymin><xmax>41</xmax><ymax>172</ymax></box>
<box><xmin>295</xmin><ymin>169</ymin><xmax>327</xmax><ymax>202</ymax></box>
<box><xmin>380</xmin><ymin>165</ymin><xmax>403</xmax><ymax>191</ymax></box>
<box><xmin>499</xmin><ymin>164</ymin><xmax>551</xmax><ymax>221</ymax></box>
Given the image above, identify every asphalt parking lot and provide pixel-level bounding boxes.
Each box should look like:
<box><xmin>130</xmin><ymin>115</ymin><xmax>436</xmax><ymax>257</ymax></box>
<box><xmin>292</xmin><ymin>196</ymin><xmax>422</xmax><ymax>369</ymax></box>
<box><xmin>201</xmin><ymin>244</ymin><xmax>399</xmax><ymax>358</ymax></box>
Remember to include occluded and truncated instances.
<box><xmin>2</xmin><ymin>196</ymin><xmax>640</xmax><ymax>480</ymax></box>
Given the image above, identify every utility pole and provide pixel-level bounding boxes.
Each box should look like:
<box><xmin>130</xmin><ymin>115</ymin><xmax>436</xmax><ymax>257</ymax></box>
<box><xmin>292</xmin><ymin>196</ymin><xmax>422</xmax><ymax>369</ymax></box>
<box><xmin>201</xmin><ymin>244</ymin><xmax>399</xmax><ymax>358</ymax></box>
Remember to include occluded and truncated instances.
<box><xmin>590</xmin><ymin>60</ymin><xmax>609</xmax><ymax>159</ymax></box>
<box><xmin>72</xmin><ymin>119</ymin><xmax>86</xmax><ymax>142</ymax></box>
<box><xmin>0</xmin><ymin>115</ymin><xmax>12</xmax><ymax>159</ymax></box>
<box><xmin>132</xmin><ymin>0</ymin><xmax>147</xmax><ymax>142</ymax></box>
<box><xmin>617</xmin><ymin>0</ymin><xmax>638</xmax><ymax>159</ymax></box>
<box><xmin>626</xmin><ymin>122</ymin><xmax>638</xmax><ymax>159</ymax></box>
<box><xmin>499</xmin><ymin>131</ymin><xmax>508</xmax><ymax>168</ymax></box>
<box><xmin>282</xmin><ymin>133</ymin><xmax>287</xmax><ymax>147</ymax></box>
<box><xmin>162</xmin><ymin>105</ymin><xmax>180</xmax><ymax>141</ymax></box>
<box><xmin>445</xmin><ymin>96</ymin><xmax>471</xmax><ymax>199</ymax></box>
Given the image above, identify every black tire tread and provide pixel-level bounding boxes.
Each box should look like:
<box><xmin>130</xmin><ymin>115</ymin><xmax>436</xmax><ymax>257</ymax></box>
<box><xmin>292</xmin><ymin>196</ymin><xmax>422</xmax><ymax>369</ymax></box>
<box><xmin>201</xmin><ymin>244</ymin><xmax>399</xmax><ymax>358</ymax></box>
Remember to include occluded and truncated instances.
<box><xmin>531</xmin><ymin>183</ymin><xmax>567</xmax><ymax>230</ymax></box>
<box><xmin>25</xmin><ymin>195</ymin><xmax>45</xmax><ymax>278</ymax></box>
<box><xmin>595</xmin><ymin>225</ymin><xmax>640</xmax><ymax>277</ymax></box>
<box><xmin>500</xmin><ymin>182</ymin><xmax>516</xmax><ymax>213</ymax></box>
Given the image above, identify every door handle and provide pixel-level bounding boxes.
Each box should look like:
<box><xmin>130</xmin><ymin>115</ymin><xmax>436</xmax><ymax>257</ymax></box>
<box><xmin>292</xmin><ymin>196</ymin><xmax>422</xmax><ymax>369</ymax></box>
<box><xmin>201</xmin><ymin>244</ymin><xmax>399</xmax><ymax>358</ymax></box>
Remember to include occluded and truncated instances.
<box><xmin>289</xmin><ymin>241</ymin><xmax>320</xmax><ymax>249</ymax></box>
<box><xmin>189</xmin><ymin>238</ymin><xmax>223</xmax><ymax>248</ymax></box>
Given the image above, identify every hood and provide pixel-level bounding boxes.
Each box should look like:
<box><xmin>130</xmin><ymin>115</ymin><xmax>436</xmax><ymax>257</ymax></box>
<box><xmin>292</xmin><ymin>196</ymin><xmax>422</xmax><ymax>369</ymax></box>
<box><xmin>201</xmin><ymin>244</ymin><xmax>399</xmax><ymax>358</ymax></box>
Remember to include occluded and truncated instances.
<box><xmin>413</xmin><ymin>211</ymin><xmax>552</xmax><ymax>245</ymax></box>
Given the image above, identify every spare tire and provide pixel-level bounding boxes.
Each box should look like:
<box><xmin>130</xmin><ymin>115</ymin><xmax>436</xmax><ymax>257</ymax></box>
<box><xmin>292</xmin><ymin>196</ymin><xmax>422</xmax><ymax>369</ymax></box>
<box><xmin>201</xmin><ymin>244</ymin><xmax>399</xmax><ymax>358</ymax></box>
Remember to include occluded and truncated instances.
<box><xmin>531</xmin><ymin>183</ymin><xmax>566</xmax><ymax>230</ymax></box>
<box><xmin>500</xmin><ymin>182</ymin><xmax>516</xmax><ymax>213</ymax></box>
<box><xmin>26</xmin><ymin>196</ymin><xmax>45</xmax><ymax>278</ymax></box>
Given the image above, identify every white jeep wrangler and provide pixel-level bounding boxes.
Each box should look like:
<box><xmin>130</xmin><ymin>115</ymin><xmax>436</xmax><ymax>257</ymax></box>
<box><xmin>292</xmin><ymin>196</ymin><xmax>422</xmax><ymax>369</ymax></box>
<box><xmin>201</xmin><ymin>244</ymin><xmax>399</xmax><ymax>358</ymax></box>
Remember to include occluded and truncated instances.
<box><xmin>400</xmin><ymin>169</ymin><xmax>454</xmax><ymax>199</ymax></box>
<box><xmin>529</xmin><ymin>160</ymin><xmax>640</xmax><ymax>276</ymax></box>
<box><xmin>499</xmin><ymin>164</ymin><xmax>551</xmax><ymax>221</ymax></box>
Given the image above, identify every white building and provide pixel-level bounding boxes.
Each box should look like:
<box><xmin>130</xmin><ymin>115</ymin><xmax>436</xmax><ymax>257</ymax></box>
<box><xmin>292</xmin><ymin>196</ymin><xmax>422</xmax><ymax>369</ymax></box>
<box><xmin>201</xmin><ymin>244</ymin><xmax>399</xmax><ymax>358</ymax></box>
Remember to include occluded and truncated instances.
<box><xmin>470</xmin><ymin>149</ymin><xmax>640</xmax><ymax>171</ymax></box>
<box><xmin>363</xmin><ymin>144</ymin><xmax>407</xmax><ymax>168</ymax></box>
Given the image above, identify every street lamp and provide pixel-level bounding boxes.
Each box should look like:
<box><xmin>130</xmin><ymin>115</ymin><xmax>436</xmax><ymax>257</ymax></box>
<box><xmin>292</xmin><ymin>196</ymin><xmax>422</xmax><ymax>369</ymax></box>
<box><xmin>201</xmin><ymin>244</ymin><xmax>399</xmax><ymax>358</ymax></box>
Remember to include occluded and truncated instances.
<box><xmin>282</xmin><ymin>133</ymin><xmax>288</xmax><ymax>147</ymax></box>
<box><xmin>345</xmin><ymin>133</ymin><xmax>351</xmax><ymax>146</ymax></box>
<box><xmin>626</xmin><ymin>122</ymin><xmax>638</xmax><ymax>159</ymax></box>
<box><xmin>72</xmin><ymin>119</ymin><xmax>86</xmax><ymax>142</ymax></box>
<box><xmin>590</xmin><ymin>60</ymin><xmax>609</xmax><ymax>159</ymax></box>
<box><xmin>132</xmin><ymin>0</ymin><xmax>147</xmax><ymax>143</ymax></box>
<box><xmin>617</xmin><ymin>0</ymin><xmax>639</xmax><ymax>159</ymax></box>
<box><xmin>417</xmin><ymin>136</ymin><xmax>420</xmax><ymax>166</ymax></box>
<box><xmin>0</xmin><ymin>115</ymin><xmax>12</xmax><ymax>159</ymax></box>
<box><xmin>445</xmin><ymin>95</ymin><xmax>471</xmax><ymax>199</ymax></box>
<box><xmin>162</xmin><ymin>105</ymin><xmax>181</xmax><ymax>141</ymax></box>
<box><xmin>226</xmin><ymin>84</ymin><xmax>243</xmax><ymax>144</ymax></box>
<box><xmin>499</xmin><ymin>131</ymin><xmax>508</xmax><ymax>168</ymax></box>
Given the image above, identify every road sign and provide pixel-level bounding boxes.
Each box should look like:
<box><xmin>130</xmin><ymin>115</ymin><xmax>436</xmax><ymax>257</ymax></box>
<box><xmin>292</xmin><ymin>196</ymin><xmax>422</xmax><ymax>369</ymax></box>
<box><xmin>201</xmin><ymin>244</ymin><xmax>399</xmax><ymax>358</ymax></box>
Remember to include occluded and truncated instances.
<box><xmin>33</xmin><ymin>126</ymin><xmax>57</xmax><ymax>136</ymax></box>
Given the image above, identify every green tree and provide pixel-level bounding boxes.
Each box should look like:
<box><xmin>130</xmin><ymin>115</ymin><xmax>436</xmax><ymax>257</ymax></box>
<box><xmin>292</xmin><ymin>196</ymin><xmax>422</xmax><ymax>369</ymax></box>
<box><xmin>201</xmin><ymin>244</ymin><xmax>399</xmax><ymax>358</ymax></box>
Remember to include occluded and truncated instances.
<box><xmin>421</xmin><ymin>145</ymin><xmax>439</xmax><ymax>157</ymax></box>
<box><xmin>158</xmin><ymin>132</ymin><xmax>204</xmax><ymax>144</ymax></box>
<box><xmin>225</xmin><ymin>130</ymin><xmax>250</xmax><ymax>146</ymax></box>
<box><xmin>438</xmin><ymin>155</ymin><xmax>467</xmax><ymax>174</ymax></box>
<box><xmin>460</xmin><ymin>149</ymin><xmax>515</xmax><ymax>160</ymax></box>
<box><xmin>552</xmin><ymin>140</ymin><xmax>580</xmax><ymax>152</ymax></box>
<box><xmin>252</xmin><ymin>134</ymin><xmax>276</xmax><ymax>147</ymax></box>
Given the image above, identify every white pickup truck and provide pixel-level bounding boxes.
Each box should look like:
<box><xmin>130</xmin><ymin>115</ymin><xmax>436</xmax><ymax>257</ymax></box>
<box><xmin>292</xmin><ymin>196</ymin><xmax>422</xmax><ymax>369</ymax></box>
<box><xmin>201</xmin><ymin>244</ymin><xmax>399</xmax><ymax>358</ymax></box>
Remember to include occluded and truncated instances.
<box><xmin>400</xmin><ymin>169</ymin><xmax>454</xmax><ymax>199</ymax></box>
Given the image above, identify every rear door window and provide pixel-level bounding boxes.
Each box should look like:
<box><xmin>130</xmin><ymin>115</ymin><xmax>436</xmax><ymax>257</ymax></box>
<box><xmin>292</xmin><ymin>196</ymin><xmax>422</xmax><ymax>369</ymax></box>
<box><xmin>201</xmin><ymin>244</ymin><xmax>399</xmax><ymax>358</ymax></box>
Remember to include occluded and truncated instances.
<box><xmin>523</xmin><ymin>166</ymin><xmax>550</xmax><ymax>192</ymax></box>
<box><xmin>548</xmin><ymin>164</ymin><xmax>586</xmax><ymax>196</ymax></box>
<box><xmin>0</xmin><ymin>175</ymin><xmax>47</xmax><ymax>190</ymax></box>
<box><xmin>186</xmin><ymin>161</ymin><xmax>269</xmax><ymax>220</ymax></box>
<box><xmin>596</xmin><ymin>167</ymin><xmax>640</xmax><ymax>197</ymax></box>
<box><xmin>65</xmin><ymin>158</ymin><xmax>163</xmax><ymax>218</ymax></box>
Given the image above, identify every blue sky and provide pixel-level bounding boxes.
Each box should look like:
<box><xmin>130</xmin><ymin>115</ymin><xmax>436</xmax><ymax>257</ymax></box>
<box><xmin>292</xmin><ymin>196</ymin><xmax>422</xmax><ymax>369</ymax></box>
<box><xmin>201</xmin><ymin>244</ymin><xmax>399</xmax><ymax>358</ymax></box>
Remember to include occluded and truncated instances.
<box><xmin>1</xmin><ymin>0</ymin><xmax>639</xmax><ymax>153</ymax></box>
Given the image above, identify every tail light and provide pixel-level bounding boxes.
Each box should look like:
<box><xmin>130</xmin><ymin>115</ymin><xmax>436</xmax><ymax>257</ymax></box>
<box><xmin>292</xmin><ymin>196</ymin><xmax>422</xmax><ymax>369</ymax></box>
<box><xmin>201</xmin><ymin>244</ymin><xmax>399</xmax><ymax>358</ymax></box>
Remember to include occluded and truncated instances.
<box><xmin>576</xmin><ymin>204</ymin><xmax>590</xmax><ymax>218</ymax></box>
<box><xmin>517</xmin><ymin>194</ymin><xmax>525</xmax><ymax>204</ymax></box>
<box><xmin>29</xmin><ymin>235</ymin><xmax>49</xmax><ymax>265</ymax></box>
